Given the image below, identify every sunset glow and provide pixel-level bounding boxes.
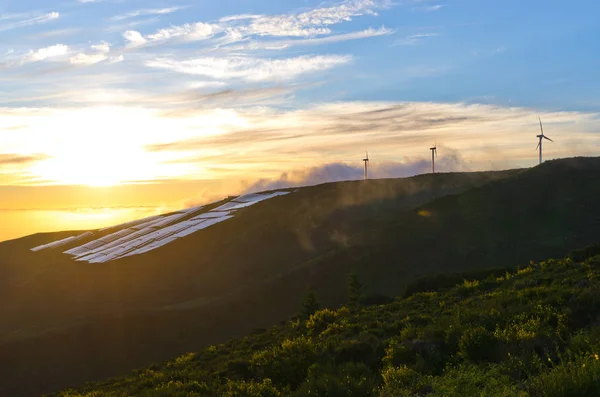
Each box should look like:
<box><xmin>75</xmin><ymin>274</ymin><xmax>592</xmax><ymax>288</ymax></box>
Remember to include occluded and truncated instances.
<box><xmin>1</xmin><ymin>0</ymin><xmax>599</xmax><ymax>240</ymax></box>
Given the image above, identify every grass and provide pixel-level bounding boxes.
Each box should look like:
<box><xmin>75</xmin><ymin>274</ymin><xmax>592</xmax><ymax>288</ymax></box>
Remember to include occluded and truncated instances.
<box><xmin>51</xmin><ymin>244</ymin><xmax>600</xmax><ymax>396</ymax></box>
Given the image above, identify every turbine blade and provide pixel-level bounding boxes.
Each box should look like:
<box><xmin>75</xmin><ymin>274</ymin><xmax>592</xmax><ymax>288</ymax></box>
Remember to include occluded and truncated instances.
<box><xmin>539</xmin><ymin>117</ymin><xmax>544</xmax><ymax>135</ymax></box>
<box><xmin>536</xmin><ymin>142</ymin><xmax>540</xmax><ymax>150</ymax></box>
<box><xmin>543</xmin><ymin>136</ymin><xmax>554</xmax><ymax>142</ymax></box>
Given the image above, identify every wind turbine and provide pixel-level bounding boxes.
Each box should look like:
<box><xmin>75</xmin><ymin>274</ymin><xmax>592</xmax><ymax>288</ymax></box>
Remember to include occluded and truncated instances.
<box><xmin>430</xmin><ymin>143</ymin><xmax>437</xmax><ymax>173</ymax></box>
<box><xmin>536</xmin><ymin>117</ymin><xmax>554</xmax><ymax>164</ymax></box>
<box><xmin>363</xmin><ymin>151</ymin><xmax>369</xmax><ymax>180</ymax></box>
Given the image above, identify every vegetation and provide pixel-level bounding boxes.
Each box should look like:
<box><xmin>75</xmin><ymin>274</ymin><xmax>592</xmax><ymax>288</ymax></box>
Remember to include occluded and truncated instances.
<box><xmin>53</xmin><ymin>243</ymin><xmax>600</xmax><ymax>396</ymax></box>
<box><xmin>5</xmin><ymin>158</ymin><xmax>600</xmax><ymax>396</ymax></box>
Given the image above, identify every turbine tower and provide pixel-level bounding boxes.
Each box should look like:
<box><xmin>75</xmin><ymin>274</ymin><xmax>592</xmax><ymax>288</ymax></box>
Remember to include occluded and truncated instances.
<box><xmin>430</xmin><ymin>144</ymin><xmax>437</xmax><ymax>173</ymax></box>
<box><xmin>536</xmin><ymin>117</ymin><xmax>554</xmax><ymax>164</ymax></box>
<box><xmin>363</xmin><ymin>151</ymin><xmax>369</xmax><ymax>180</ymax></box>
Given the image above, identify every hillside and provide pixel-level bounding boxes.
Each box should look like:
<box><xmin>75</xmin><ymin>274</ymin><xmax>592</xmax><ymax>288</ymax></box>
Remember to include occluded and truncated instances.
<box><xmin>52</xmin><ymin>243</ymin><xmax>600</xmax><ymax>396</ymax></box>
<box><xmin>0</xmin><ymin>169</ymin><xmax>516</xmax><ymax>396</ymax></box>
<box><xmin>3</xmin><ymin>157</ymin><xmax>600</xmax><ymax>396</ymax></box>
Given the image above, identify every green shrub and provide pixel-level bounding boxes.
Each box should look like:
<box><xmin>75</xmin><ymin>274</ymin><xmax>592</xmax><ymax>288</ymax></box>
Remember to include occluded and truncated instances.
<box><xmin>223</xmin><ymin>379</ymin><xmax>282</xmax><ymax>397</ymax></box>
<box><xmin>250</xmin><ymin>337</ymin><xmax>318</xmax><ymax>388</ymax></box>
<box><xmin>306</xmin><ymin>309</ymin><xmax>340</xmax><ymax>335</ymax></box>
<box><xmin>459</xmin><ymin>326</ymin><xmax>498</xmax><ymax>362</ymax></box>
<box><xmin>379</xmin><ymin>365</ymin><xmax>431</xmax><ymax>397</ymax></box>
<box><xmin>295</xmin><ymin>362</ymin><xmax>378</xmax><ymax>397</ymax></box>
<box><xmin>430</xmin><ymin>364</ymin><xmax>526</xmax><ymax>397</ymax></box>
<box><xmin>528</xmin><ymin>355</ymin><xmax>600</xmax><ymax>397</ymax></box>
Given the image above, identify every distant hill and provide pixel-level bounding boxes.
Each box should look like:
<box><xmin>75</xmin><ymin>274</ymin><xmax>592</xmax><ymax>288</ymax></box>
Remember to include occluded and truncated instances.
<box><xmin>50</xmin><ymin>242</ymin><xmax>600</xmax><ymax>396</ymax></box>
<box><xmin>2</xmin><ymin>157</ymin><xmax>600</xmax><ymax>396</ymax></box>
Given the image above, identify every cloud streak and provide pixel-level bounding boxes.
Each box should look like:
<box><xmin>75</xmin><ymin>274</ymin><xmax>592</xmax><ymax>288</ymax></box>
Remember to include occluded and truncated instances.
<box><xmin>145</xmin><ymin>54</ymin><xmax>352</xmax><ymax>82</ymax></box>
<box><xmin>0</xmin><ymin>12</ymin><xmax>59</xmax><ymax>32</ymax></box>
<box><xmin>112</xmin><ymin>6</ymin><xmax>188</xmax><ymax>21</ymax></box>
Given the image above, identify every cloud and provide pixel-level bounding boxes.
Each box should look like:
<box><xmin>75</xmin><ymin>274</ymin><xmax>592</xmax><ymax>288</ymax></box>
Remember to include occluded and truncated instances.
<box><xmin>231</xmin><ymin>26</ymin><xmax>393</xmax><ymax>50</ymax></box>
<box><xmin>69</xmin><ymin>52</ymin><xmax>108</xmax><ymax>65</ymax></box>
<box><xmin>123</xmin><ymin>30</ymin><xmax>148</xmax><ymax>46</ymax></box>
<box><xmin>22</xmin><ymin>44</ymin><xmax>69</xmax><ymax>63</ymax></box>
<box><xmin>0</xmin><ymin>11</ymin><xmax>59</xmax><ymax>32</ymax></box>
<box><xmin>68</xmin><ymin>42</ymin><xmax>116</xmax><ymax>65</ymax></box>
<box><xmin>413</xmin><ymin>4</ymin><xmax>444</xmax><ymax>11</ymax></box>
<box><xmin>235</xmin><ymin>0</ymin><xmax>381</xmax><ymax>37</ymax></box>
<box><xmin>244</xmin><ymin>151</ymin><xmax>469</xmax><ymax>192</ymax></box>
<box><xmin>145</xmin><ymin>54</ymin><xmax>352</xmax><ymax>81</ymax></box>
<box><xmin>91</xmin><ymin>41</ymin><xmax>111</xmax><ymax>53</ymax></box>
<box><xmin>146</xmin><ymin>22</ymin><xmax>218</xmax><ymax>42</ymax></box>
<box><xmin>141</xmin><ymin>101</ymin><xmax>600</xmax><ymax>180</ymax></box>
<box><xmin>112</xmin><ymin>6</ymin><xmax>187</xmax><ymax>21</ymax></box>
<box><xmin>128</xmin><ymin>0</ymin><xmax>385</xmax><ymax>46</ymax></box>
<box><xmin>26</xmin><ymin>28</ymin><xmax>82</xmax><ymax>39</ymax></box>
<box><xmin>1</xmin><ymin>101</ymin><xmax>599</xmax><ymax>187</ymax></box>
<box><xmin>0</xmin><ymin>153</ymin><xmax>50</xmax><ymax>166</ymax></box>
<box><xmin>393</xmin><ymin>33</ymin><xmax>438</xmax><ymax>46</ymax></box>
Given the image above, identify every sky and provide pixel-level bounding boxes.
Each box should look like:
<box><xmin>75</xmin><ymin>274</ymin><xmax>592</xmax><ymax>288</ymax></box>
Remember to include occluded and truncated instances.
<box><xmin>1</xmin><ymin>0</ymin><xmax>599</xmax><ymax>240</ymax></box>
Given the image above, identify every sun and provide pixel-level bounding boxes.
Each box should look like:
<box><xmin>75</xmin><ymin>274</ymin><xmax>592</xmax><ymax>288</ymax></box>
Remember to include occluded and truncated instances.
<box><xmin>25</xmin><ymin>107</ymin><xmax>170</xmax><ymax>187</ymax></box>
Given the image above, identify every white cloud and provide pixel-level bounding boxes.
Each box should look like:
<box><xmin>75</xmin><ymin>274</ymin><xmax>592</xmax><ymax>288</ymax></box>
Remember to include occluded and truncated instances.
<box><xmin>107</xmin><ymin>55</ymin><xmax>125</xmax><ymax>64</ymax></box>
<box><xmin>69</xmin><ymin>52</ymin><xmax>108</xmax><ymax>65</ymax></box>
<box><xmin>189</xmin><ymin>81</ymin><xmax>228</xmax><ymax>89</ymax></box>
<box><xmin>91</xmin><ymin>41</ymin><xmax>111</xmax><ymax>53</ymax></box>
<box><xmin>393</xmin><ymin>33</ymin><xmax>438</xmax><ymax>46</ymax></box>
<box><xmin>22</xmin><ymin>44</ymin><xmax>69</xmax><ymax>63</ymax></box>
<box><xmin>0</xmin><ymin>11</ymin><xmax>59</xmax><ymax>32</ymax></box>
<box><xmin>123</xmin><ymin>30</ymin><xmax>148</xmax><ymax>46</ymax></box>
<box><xmin>235</xmin><ymin>26</ymin><xmax>393</xmax><ymax>50</ymax></box>
<box><xmin>417</xmin><ymin>4</ymin><xmax>444</xmax><ymax>11</ymax></box>
<box><xmin>147</xmin><ymin>22</ymin><xmax>218</xmax><ymax>42</ymax></box>
<box><xmin>112</xmin><ymin>6</ymin><xmax>187</xmax><ymax>21</ymax></box>
<box><xmin>222</xmin><ymin>0</ymin><xmax>381</xmax><ymax>38</ymax></box>
<box><xmin>145</xmin><ymin>54</ymin><xmax>352</xmax><ymax>81</ymax></box>
<box><xmin>132</xmin><ymin>0</ymin><xmax>384</xmax><ymax>46</ymax></box>
<box><xmin>69</xmin><ymin>42</ymin><xmax>114</xmax><ymax>66</ymax></box>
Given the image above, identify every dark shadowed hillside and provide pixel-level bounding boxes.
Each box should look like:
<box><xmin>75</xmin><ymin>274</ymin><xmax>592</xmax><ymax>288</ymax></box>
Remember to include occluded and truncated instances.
<box><xmin>52</xmin><ymin>243</ymin><xmax>600</xmax><ymax>396</ymax></box>
<box><xmin>0</xmin><ymin>169</ymin><xmax>515</xmax><ymax>396</ymax></box>
<box><xmin>3</xmin><ymin>157</ymin><xmax>600</xmax><ymax>396</ymax></box>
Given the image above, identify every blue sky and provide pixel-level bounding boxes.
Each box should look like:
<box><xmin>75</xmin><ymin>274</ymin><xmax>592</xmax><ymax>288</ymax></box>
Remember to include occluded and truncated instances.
<box><xmin>2</xmin><ymin>0</ymin><xmax>598</xmax><ymax>110</ymax></box>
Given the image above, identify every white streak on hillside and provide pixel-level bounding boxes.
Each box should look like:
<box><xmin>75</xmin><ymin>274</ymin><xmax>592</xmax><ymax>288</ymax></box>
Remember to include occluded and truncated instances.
<box><xmin>30</xmin><ymin>191</ymin><xmax>291</xmax><ymax>263</ymax></box>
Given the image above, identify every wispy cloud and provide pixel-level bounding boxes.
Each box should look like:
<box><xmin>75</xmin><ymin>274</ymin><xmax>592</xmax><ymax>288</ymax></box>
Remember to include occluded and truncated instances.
<box><xmin>230</xmin><ymin>26</ymin><xmax>393</xmax><ymax>50</ymax></box>
<box><xmin>393</xmin><ymin>32</ymin><xmax>438</xmax><ymax>46</ymax></box>
<box><xmin>112</xmin><ymin>6</ymin><xmax>188</xmax><ymax>21</ymax></box>
<box><xmin>0</xmin><ymin>153</ymin><xmax>50</xmax><ymax>166</ymax></box>
<box><xmin>146</xmin><ymin>22</ymin><xmax>218</xmax><ymax>42</ymax></box>
<box><xmin>0</xmin><ymin>11</ymin><xmax>59</xmax><ymax>32</ymax></box>
<box><xmin>125</xmin><ymin>0</ymin><xmax>384</xmax><ymax>46</ymax></box>
<box><xmin>145</xmin><ymin>54</ymin><xmax>352</xmax><ymax>82</ymax></box>
<box><xmin>415</xmin><ymin>4</ymin><xmax>444</xmax><ymax>12</ymax></box>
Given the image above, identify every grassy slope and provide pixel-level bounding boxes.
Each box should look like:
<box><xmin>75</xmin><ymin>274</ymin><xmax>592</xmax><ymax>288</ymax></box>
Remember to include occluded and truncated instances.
<box><xmin>4</xmin><ymin>157</ymin><xmax>600</xmax><ymax>396</ymax></box>
<box><xmin>52</xmin><ymin>246</ymin><xmax>600</xmax><ymax>396</ymax></box>
<box><xmin>0</xmin><ymin>170</ymin><xmax>516</xmax><ymax>396</ymax></box>
<box><xmin>307</xmin><ymin>157</ymin><xmax>600</xmax><ymax>296</ymax></box>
